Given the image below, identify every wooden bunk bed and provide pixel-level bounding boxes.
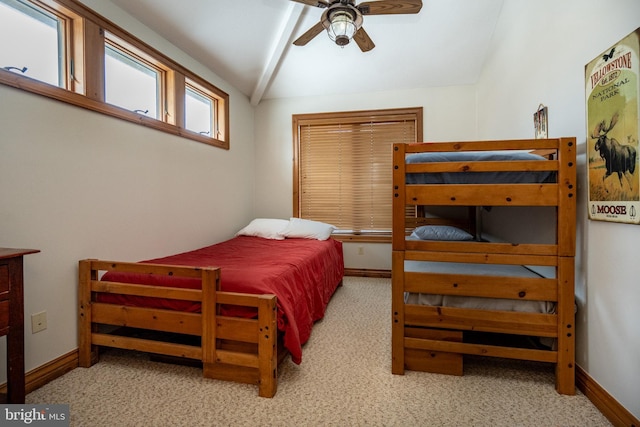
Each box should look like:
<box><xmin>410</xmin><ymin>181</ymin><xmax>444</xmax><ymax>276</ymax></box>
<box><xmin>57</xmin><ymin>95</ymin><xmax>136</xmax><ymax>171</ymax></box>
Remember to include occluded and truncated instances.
<box><xmin>79</xmin><ymin>232</ymin><xmax>344</xmax><ymax>398</ymax></box>
<box><xmin>391</xmin><ymin>137</ymin><xmax>576</xmax><ymax>395</ymax></box>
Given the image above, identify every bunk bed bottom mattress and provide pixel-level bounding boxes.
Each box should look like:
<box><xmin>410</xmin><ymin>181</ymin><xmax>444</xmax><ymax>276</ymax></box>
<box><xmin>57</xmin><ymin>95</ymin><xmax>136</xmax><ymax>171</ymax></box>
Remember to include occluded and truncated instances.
<box><xmin>403</xmin><ymin>260</ymin><xmax>555</xmax><ymax>314</ymax></box>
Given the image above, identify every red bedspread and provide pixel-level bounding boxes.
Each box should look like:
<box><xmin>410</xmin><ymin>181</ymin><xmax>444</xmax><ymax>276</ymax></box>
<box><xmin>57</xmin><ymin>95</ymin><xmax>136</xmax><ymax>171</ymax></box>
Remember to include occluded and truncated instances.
<box><xmin>99</xmin><ymin>236</ymin><xmax>344</xmax><ymax>364</ymax></box>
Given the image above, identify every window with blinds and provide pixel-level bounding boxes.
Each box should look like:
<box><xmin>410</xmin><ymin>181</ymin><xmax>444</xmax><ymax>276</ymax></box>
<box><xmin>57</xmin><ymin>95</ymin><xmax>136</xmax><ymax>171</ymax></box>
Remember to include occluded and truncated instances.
<box><xmin>293</xmin><ymin>107</ymin><xmax>423</xmax><ymax>238</ymax></box>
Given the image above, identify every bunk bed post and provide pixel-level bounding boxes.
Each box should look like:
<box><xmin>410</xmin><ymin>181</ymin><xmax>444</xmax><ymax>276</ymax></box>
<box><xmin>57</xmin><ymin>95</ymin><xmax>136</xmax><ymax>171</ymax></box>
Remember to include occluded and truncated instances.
<box><xmin>78</xmin><ymin>259</ymin><xmax>98</xmax><ymax>367</ymax></box>
<box><xmin>257</xmin><ymin>296</ymin><xmax>278</xmax><ymax>398</ymax></box>
<box><xmin>392</xmin><ymin>143</ymin><xmax>407</xmax><ymax>374</ymax></box>
<box><xmin>201</xmin><ymin>267</ymin><xmax>220</xmax><ymax>380</ymax></box>
<box><xmin>391</xmin><ymin>250</ymin><xmax>405</xmax><ymax>374</ymax></box>
<box><xmin>392</xmin><ymin>143</ymin><xmax>407</xmax><ymax>251</ymax></box>
<box><xmin>556</xmin><ymin>256</ymin><xmax>576</xmax><ymax>395</ymax></box>
<box><xmin>555</xmin><ymin>137</ymin><xmax>577</xmax><ymax>395</ymax></box>
<box><xmin>557</xmin><ymin>137</ymin><xmax>577</xmax><ymax>257</ymax></box>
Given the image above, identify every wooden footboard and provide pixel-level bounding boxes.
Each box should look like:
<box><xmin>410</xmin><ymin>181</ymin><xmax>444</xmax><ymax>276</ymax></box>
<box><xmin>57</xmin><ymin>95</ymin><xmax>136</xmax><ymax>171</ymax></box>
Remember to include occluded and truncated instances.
<box><xmin>78</xmin><ymin>259</ymin><xmax>278</xmax><ymax>397</ymax></box>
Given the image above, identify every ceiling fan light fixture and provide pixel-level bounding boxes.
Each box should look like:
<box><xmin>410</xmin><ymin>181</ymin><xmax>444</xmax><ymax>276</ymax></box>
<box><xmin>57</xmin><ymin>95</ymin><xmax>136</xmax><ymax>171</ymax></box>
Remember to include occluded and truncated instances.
<box><xmin>326</xmin><ymin>10</ymin><xmax>357</xmax><ymax>47</ymax></box>
<box><xmin>292</xmin><ymin>0</ymin><xmax>422</xmax><ymax>52</ymax></box>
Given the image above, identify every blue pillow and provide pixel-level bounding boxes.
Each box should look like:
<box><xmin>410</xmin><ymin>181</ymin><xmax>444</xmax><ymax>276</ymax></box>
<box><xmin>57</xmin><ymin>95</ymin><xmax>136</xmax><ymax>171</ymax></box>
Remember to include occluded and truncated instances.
<box><xmin>410</xmin><ymin>225</ymin><xmax>473</xmax><ymax>241</ymax></box>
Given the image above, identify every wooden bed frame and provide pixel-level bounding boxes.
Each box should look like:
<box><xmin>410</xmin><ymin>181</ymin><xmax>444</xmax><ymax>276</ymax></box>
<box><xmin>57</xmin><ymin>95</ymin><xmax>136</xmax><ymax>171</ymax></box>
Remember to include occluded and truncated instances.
<box><xmin>391</xmin><ymin>137</ymin><xmax>577</xmax><ymax>395</ymax></box>
<box><xmin>78</xmin><ymin>260</ymin><xmax>279</xmax><ymax>397</ymax></box>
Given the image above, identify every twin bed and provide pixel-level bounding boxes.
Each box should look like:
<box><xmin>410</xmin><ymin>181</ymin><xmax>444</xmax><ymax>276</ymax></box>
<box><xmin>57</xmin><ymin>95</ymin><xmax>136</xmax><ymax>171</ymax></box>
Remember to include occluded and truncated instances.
<box><xmin>78</xmin><ymin>218</ymin><xmax>344</xmax><ymax>397</ymax></box>
<box><xmin>391</xmin><ymin>137</ymin><xmax>577</xmax><ymax>395</ymax></box>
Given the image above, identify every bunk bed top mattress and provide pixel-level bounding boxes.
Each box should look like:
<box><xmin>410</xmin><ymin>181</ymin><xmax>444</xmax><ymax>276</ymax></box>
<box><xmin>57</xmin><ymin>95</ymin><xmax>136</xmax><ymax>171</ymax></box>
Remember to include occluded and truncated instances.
<box><xmin>99</xmin><ymin>236</ymin><xmax>345</xmax><ymax>364</ymax></box>
<box><xmin>405</xmin><ymin>151</ymin><xmax>554</xmax><ymax>184</ymax></box>
<box><xmin>404</xmin><ymin>260</ymin><xmax>555</xmax><ymax>314</ymax></box>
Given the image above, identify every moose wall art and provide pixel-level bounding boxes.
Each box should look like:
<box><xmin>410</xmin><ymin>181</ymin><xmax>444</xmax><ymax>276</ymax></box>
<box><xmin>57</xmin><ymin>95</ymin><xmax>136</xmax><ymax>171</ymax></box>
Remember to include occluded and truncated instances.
<box><xmin>586</xmin><ymin>28</ymin><xmax>640</xmax><ymax>224</ymax></box>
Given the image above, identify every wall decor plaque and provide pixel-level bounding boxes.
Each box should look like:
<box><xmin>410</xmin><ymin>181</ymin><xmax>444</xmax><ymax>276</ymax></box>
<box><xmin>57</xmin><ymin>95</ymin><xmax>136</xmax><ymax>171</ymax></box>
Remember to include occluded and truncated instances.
<box><xmin>586</xmin><ymin>28</ymin><xmax>640</xmax><ymax>224</ymax></box>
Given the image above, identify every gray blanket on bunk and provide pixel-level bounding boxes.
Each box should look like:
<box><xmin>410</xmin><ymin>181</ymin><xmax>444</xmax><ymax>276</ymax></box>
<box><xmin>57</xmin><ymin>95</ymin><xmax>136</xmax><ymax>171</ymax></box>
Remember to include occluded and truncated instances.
<box><xmin>405</xmin><ymin>151</ymin><xmax>554</xmax><ymax>184</ymax></box>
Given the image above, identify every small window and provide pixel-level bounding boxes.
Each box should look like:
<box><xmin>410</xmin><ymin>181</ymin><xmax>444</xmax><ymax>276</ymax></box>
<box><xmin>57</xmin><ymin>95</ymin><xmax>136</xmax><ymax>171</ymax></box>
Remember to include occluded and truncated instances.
<box><xmin>185</xmin><ymin>78</ymin><xmax>222</xmax><ymax>139</ymax></box>
<box><xmin>104</xmin><ymin>35</ymin><xmax>162</xmax><ymax>119</ymax></box>
<box><xmin>0</xmin><ymin>0</ymin><xmax>64</xmax><ymax>87</ymax></box>
<box><xmin>186</xmin><ymin>84</ymin><xmax>213</xmax><ymax>136</ymax></box>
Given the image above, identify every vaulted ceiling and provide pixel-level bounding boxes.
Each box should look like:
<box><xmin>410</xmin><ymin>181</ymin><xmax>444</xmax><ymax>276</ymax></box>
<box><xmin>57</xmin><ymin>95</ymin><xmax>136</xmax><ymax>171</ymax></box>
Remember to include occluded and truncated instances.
<box><xmin>108</xmin><ymin>0</ymin><xmax>504</xmax><ymax>105</ymax></box>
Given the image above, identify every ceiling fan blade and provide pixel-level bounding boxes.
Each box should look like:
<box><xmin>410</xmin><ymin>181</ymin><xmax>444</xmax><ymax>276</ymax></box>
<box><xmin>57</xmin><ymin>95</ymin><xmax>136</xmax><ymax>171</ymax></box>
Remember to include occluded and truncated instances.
<box><xmin>358</xmin><ymin>0</ymin><xmax>422</xmax><ymax>15</ymax></box>
<box><xmin>293</xmin><ymin>21</ymin><xmax>325</xmax><ymax>46</ymax></box>
<box><xmin>289</xmin><ymin>0</ymin><xmax>330</xmax><ymax>8</ymax></box>
<box><xmin>353</xmin><ymin>27</ymin><xmax>375</xmax><ymax>52</ymax></box>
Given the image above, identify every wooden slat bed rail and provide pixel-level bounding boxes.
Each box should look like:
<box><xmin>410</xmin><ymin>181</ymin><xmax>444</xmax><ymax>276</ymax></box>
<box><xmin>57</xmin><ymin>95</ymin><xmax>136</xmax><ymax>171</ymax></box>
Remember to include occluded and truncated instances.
<box><xmin>404</xmin><ymin>139</ymin><xmax>561</xmax><ymax>152</ymax></box>
<box><xmin>405</xmin><ymin>240</ymin><xmax>558</xmax><ymax>256</ymax></box>
<box><xmin>405</xmin><ymin>338</ymin><xmax>558</xmax><ymax>363</ymax></box>
<box><xmin>91</xmin><ymin>333</ymin><xmax>203</xmax><ymax>360</ymax></box>
<box><xmin>404</xmin><ymin>305</ymin><xmax>558</xmax><ymax>337</ymax></box>
<box><xmin>406</xmin><ymin>183</ymin><xmax>559</xmax><ymax>206</ymax></box>
<box><xmin>87</xmin><ymin>260</ymin><xmax>208</xmax><ymax>278</ymax></box>
<box><xmin>91</xmin><ymin>303</ymin><xmax>202</xmax><ymax>335</ymax></box>
<box><xmin>78</xmin><ymin>258</ymin><xmax>279</xmax><ymax>398</ymax></box>
<box><xmin>92</xmin><ymin>281</ymin><xmax>203</xmax><ymax>301</ymax></box>
<box><xmin>405</xmin><ymin>159</ymin><xmax>558</xmax><ymax>173</ymax></box>
<box><xmin>405</xmin><ymin>250</ymin><xmax>558</xmax><ymax>266</ymax></box>
<box><xmin>404</xmin><ymin>271</ymin><xmax>558</xmax><ymax>301</ymax></box>
<box><xmin>217</xmin><ymin>316</ymin><xmax>260</xmax><ymax>342</ymax></box>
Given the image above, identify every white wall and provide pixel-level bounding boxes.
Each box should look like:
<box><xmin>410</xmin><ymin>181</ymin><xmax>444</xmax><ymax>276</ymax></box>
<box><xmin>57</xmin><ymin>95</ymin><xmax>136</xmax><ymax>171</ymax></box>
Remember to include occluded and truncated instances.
<box><xmin>0</xmin><ymin>1</ymin><xmax>256</xmax><ymax>382</ymax></box>
<box><xmin>475</xmin><ymin>0</ymin><xmax>640</xmax><ymax>418</ymax></box>
<box><xmin>254</xmin><ymin>85</ymin><xmax>478</xmax><ymax>268</ymax></box>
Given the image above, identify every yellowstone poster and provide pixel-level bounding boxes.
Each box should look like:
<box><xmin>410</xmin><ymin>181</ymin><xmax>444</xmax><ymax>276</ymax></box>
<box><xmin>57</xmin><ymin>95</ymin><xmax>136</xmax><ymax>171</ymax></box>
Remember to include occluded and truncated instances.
<box><xmin>586</xmin><ymin>28</ymin><xmax>640</xmax><ymax>224</ymax></box>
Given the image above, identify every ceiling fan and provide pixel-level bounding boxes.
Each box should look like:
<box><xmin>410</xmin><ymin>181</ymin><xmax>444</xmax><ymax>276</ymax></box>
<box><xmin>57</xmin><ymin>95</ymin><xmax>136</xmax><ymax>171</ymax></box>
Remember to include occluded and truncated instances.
<box><xmin>291</xmin><ymin>0</ymin><xmax>423</xmax><ymax>52</ymax></box>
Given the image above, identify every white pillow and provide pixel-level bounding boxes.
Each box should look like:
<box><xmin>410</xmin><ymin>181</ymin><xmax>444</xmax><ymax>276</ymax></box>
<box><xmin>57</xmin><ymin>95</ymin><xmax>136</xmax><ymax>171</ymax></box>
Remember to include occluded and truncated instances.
<box><xmin>410</xmin><ymin>225</ymin><xmax>473</xmax><ymax>241</ymax></box>
<box><xmin>235</xmin><ymin>218</ymin><xmax>290</xmax><ymax>240</ymax></box>
<box><xmin>279</xmin><ymin>218</ymin><xmax>336</xmax><ymax>240</ymax></box>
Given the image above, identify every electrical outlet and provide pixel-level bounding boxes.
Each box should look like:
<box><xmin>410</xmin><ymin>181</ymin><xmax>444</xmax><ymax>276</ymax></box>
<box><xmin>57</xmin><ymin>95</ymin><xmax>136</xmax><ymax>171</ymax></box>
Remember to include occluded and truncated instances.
<box><xmin>358</xmin><ymin>246</ymin><xmax>364</xmax><ymax>255</ymax></box>
<box><xmin>31</xmin><ymin>311</ymin><xmax>47</xmax><ymax>333</ymax></box>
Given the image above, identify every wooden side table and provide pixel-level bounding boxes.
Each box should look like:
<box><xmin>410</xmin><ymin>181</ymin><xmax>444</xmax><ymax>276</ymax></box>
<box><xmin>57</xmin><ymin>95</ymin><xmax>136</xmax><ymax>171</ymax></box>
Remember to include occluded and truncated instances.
<box><xmin>0</xmin><ymin>248</ymin><xmax>39</xmax><ymax>404</ymax></box>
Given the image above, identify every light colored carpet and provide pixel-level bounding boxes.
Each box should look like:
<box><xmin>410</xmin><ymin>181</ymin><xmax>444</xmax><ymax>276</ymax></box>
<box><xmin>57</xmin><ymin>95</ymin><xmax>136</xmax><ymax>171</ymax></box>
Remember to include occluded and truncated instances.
<box><xmin>27</xmin><ymin>277</ymin><xmax>611</xmax><ymax>426</ymax></box>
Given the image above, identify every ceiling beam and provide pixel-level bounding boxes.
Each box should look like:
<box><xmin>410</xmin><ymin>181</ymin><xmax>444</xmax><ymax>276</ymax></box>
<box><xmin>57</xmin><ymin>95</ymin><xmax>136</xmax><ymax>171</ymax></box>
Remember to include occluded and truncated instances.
<box><xmin>250</xmin><ymin>2</ymin><xmax>305</xmax><ymax>106</ymax></box>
